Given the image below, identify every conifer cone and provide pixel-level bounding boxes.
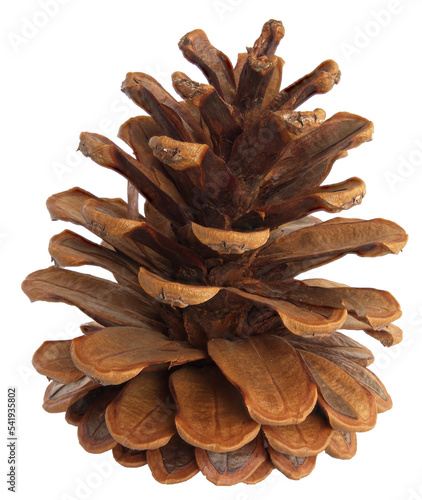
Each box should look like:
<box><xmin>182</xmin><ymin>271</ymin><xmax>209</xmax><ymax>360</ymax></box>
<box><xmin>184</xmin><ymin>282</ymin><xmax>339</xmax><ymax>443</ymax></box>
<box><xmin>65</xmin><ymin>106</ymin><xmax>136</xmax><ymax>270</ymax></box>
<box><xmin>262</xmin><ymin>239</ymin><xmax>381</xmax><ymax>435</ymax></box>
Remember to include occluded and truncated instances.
<box><xmin>23</xmin><ymin>20</ymin><xmax>408</xmax><ymax>485</ymax></box>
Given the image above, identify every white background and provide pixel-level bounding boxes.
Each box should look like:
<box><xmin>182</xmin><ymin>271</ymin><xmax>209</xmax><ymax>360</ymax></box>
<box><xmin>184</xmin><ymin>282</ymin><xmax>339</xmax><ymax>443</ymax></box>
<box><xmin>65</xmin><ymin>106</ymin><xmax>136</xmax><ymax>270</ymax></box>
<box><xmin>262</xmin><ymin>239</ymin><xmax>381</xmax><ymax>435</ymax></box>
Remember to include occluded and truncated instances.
<box><xmin>2</xmin><ymin>0</ymin><xmax>422</xmax><ymax>499</ymax></box>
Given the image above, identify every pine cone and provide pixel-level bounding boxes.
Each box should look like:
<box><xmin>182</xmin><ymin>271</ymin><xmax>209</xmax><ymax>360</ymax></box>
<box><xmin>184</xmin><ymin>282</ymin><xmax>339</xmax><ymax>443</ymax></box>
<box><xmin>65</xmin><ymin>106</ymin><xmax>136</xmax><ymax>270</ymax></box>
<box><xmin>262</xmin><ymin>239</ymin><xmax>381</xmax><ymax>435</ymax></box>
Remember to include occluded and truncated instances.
<box><xmin>22</xmin><ymin>20</ymin><xmax>408</xmax><ymax>485</ymax></box>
